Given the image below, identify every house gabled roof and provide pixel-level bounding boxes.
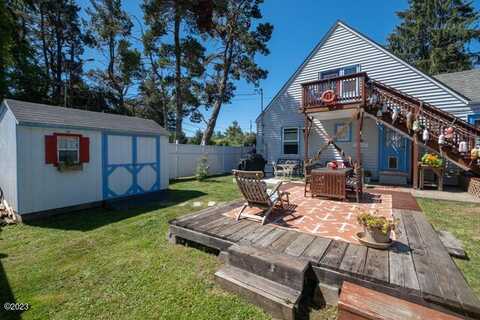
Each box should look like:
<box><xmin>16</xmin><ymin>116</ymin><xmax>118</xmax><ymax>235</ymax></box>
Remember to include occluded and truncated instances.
<box><xmin>434</xmin><ymin>69</ymin><xmax>480</xmax><ymax>103</ymax></box>
<box><xmin>3</xmin><ymin>99</ymin><xmax>169</xmax><ymax>136</ymax></box>
<box><xmin>256</xmin><ymin>20</ymin><xmax>470</xmax><ymax>122</ymax></box>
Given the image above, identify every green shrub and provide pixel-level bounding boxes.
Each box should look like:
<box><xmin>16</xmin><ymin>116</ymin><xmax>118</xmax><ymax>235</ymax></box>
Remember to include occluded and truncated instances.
<box><xmin>196</xmin><ymin>156</ymin><xmax>209</xmax><ymax>181</ymax></box>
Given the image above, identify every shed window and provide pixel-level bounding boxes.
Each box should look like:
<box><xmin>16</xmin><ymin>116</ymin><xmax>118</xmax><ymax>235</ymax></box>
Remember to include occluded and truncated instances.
<box><xmin>283</xmin><ymin>128</ymin><xmax>299</xmax><ymax>155</ymax></box>
<box><xmin>58</xmin><ymin>135</ymin><xmax>80</xmax><ymax>164</ymax></box>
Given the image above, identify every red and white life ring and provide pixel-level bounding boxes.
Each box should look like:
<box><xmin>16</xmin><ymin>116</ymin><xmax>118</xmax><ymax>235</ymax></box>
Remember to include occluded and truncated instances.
<box><xmin>321</xmin><ymin>90</ymin><xmax>336</xmax><ymax>104</ymax></box>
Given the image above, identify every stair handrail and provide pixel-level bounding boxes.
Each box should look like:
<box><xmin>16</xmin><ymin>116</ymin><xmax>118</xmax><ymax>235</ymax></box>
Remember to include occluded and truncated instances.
<box><xmin>369</xmin><ymin>79</ymin><xmax>480</xmax><ymax>137</ymax></box>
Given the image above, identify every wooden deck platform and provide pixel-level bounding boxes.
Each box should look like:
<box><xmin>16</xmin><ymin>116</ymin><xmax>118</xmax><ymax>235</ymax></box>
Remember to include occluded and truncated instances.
<box><xmin>168</xmin><ymin>197</ymin><xmax>480</xmax><ymax>319</ymax></box>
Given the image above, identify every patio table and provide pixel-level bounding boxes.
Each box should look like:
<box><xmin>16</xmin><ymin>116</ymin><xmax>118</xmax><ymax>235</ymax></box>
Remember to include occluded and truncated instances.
<box><xmin>310</xmin><ymin>167</ymin><xmax>352</xmax><ymax>200</ymax></box>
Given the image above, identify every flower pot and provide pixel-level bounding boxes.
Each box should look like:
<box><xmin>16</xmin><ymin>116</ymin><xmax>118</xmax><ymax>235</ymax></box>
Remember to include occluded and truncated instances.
<box><xmin>364</xmin><ymin>226</ymin><xmax>391</xmax><ymax>243</ymax></box>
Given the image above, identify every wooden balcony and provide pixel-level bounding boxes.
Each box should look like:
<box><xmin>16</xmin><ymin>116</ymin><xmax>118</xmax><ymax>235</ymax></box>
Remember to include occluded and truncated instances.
<box><xmin>301</xmin><ymin>72</ymin><xmax>367</xmax><ymax>113</ymax></box>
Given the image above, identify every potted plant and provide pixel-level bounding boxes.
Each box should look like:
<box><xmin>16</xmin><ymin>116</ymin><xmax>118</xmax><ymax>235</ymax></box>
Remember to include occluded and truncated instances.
<box><xmin>357</xmin><ymin>211</ymin><xmax>397</xmax><ymax>243</ymax></box>
<box><xmin>363</xmin><ymin>170</ymin><xmax>372</xmax><ymax>184</ymax></box>
<box><xmin>421</xmin><ymin>153</ymin><xmax>443</xmax><ymax>168</ymax></box>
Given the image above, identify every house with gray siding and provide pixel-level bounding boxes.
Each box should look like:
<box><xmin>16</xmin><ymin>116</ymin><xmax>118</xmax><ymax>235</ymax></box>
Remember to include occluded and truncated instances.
<box><xmin>256</xmin><ymin>21</ymin><xmax>480</xmax><ymax>185</ymax></box>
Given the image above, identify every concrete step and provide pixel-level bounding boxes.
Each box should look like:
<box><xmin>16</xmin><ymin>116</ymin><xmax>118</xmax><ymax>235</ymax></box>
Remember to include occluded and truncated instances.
<box><xmin>215</xmin><ymin>265</ymin><xmax>301</xmax><ymax>320</ymax></box>
<box><xmin>226</xmin><ymin>244</ymin><xmax>309</xmax><ymax>291</ymax></box>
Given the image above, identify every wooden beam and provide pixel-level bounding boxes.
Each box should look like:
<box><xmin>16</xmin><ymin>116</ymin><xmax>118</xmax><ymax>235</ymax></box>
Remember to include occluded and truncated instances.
<box><xmin>412</xmin><ymin>135</ymin><xmax>419</xmax><ymax>189</ymax></box>
<box><xmin>355</xmin><ymin>110</ymin><xmax>362</xmax><ymax>167</ymax></box>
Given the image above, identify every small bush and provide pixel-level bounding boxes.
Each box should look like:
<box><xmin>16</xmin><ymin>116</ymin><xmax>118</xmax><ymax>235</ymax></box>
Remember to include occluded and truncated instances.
<box><xmin>196</xmin><ymin>156</ymin><xmax>209</xmax><ymax>181</ymax></box>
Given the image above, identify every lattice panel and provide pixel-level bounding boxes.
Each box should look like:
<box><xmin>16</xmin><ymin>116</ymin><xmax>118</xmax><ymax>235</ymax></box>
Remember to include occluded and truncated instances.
<box><xmin>467</xmin><ymin>177</ymin><xmax>480</xmax><ymax>199</ymax></box>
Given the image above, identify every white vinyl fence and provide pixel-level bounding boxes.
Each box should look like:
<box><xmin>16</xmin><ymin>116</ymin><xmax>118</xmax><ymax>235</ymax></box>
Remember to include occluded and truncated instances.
<box><xmin>168</xmin><ymin>143</ymin><xmax>252</xmax><ymax>179</ymax></box>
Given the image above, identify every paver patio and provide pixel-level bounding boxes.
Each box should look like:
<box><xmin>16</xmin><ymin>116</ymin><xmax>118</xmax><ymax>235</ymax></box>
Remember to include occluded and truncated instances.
<box><xmin>223</xmin><ymin>184</ymin><xmax>393</xmax><ymax>244</ymax></box>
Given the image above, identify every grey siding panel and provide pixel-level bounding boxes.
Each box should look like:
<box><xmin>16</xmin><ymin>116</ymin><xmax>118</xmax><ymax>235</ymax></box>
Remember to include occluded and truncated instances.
<box><xmin>257</xmin><ymin>23</ymin><xmax>472</xmax><ymax>167</ymax></box>
<box><xmin>0</xmin><ymin>105</ymin><xmax>18</xmax><ymax>211</ymax></box>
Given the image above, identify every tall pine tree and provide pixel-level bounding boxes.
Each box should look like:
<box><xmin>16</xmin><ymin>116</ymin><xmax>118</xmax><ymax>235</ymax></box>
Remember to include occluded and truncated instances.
<box><xmin>388</xmin><ymin>0</ymin><xmax>480</xmax><ymax>75</ymax></box>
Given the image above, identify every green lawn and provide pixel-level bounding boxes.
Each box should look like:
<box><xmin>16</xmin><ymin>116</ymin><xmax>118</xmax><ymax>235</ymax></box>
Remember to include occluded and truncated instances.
<box><xmin>417</xmin><ymin>198</ymin><xmax>480</xmax><ymax>297</ymax></box>
<box><xmin>0</xmin><ymin>176</ymin><xmax>476</xmax><ymax>320</ymax></box>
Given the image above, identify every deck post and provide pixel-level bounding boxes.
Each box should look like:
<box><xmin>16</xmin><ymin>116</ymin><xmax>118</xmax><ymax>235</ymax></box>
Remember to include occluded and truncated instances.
<box><xmin>412</xmin><ymin>102</ymin><xmax>422</xmax><ymax>189</ymax></box>
<box><xmin>304</xmin><ymin>114</ymin><xmax>311</xmax><ymax>163</ymax></box>
<box><xmin>355</xmin><ymin>110</ymin><xmax>363</xmax><ymax>168</ymax></box>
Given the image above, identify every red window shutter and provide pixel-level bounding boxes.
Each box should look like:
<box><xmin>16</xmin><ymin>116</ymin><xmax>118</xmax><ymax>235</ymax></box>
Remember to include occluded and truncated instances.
<box><xmin>45</xmin><ymin>135</ymin><xmax>58</xmax><ymax>164</ymax></box>
<box><xmin>80</xmin><ymin>137</ymin><xmax>90</xmax><ymax>163</ymax></box>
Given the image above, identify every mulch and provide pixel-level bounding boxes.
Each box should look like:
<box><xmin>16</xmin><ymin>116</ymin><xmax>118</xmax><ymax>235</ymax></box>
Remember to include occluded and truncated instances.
<box><xmin>368</xmin><ymin>189</ymin><xmax>422</xmax><ymax>211</ymax></box>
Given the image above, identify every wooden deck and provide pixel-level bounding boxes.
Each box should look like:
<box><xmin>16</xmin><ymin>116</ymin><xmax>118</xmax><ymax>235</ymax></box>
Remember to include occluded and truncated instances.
<box><xmin>168</xmin><ymin>197</ymin><xmax>480</xmax><ymax>319</ymax></box>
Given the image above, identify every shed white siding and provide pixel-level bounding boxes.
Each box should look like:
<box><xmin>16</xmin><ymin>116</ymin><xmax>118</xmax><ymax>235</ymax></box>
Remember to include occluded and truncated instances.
<box><xmin>0</xmin><ymin>106</ymin><xmax>18</xmax><ymax>211</ymax></box>
<box><xmin>257</xmin><ymin>22</ymin><xmax>471</xmax><ymax>170</ymax></box>
<box><xmin>16</xmin><ymin>127</ymin><xmax>103</xmax><ymax>214</ymax></box>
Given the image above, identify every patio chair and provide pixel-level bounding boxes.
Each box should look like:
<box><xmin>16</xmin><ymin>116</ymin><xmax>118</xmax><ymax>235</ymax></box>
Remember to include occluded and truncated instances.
<box><xmin>232</xmin><ymin>170</ymin><xmax>290</xmax><ymax>225</ymax></box>
<box><xmin>304</xmin><ymin>160</ymin><xmax>322</xmax><ymax>197</ymax></box>
<box><xmin>346</xmin><ymin>162</ymin><xmax>363</xmax><ymax>202</ymax></box>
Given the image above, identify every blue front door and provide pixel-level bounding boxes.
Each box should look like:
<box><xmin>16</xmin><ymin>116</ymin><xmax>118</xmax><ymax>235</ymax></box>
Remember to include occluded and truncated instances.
<box><xmin>378</xmin><ymin>125</ymin><xmax>410</xmax><ymax>173</ymax></box>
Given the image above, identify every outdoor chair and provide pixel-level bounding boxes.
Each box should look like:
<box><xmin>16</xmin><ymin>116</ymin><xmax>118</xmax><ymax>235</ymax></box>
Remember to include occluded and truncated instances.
<box><xmin>232</xmin><ymin>170</ymin><xmax>290</xmax><ymax>225</ymax></box>
<box><xmin>304</xmin><ymin>160</ymin><xmax>322</xmax><ymax>197</ymax></box>
<box><xmin>346</xmin><ymin>162</ymin><xmax>363</xmax><ymax>202</ymax></box>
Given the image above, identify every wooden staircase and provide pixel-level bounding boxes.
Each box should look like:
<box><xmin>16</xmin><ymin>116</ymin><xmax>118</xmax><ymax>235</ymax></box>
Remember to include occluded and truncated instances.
<box><xmin>365</xmin><ymin>79</ymin><xmax>480</xmax><ymax>175</ymax></box>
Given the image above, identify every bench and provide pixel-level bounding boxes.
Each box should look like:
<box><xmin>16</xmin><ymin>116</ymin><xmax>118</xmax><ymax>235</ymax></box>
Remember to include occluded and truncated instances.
<box><xmin>273</xmin><ymin>158</ymin><xmax>303</xmax><ymax>177</ymax></box>
<box><xmin>338</xmin><ymin>282</ymin><xmax>463</xmax><ymax>320</ymax></box>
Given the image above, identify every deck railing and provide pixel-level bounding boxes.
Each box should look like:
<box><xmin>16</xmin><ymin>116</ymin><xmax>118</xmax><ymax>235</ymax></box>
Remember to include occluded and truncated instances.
<box><xmin>302</xmin><ymin>72</ymin><xmax>367</xmax><ymax>110</ymax></box>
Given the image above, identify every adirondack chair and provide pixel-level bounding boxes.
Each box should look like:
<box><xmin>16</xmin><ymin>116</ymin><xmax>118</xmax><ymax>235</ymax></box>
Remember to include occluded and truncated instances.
<box><xmin>232</xmin><ymin>170</ymin><xmax>290</xmax><ymax>225</ymax></box>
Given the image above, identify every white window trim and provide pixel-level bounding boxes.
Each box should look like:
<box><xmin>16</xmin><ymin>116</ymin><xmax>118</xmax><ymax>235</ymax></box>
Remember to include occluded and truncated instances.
<box><xmin>57</xmin><ymin>135</ymin><xmax>80</xmax><ymax>164</ymax></box>
<box><xmin>282</xmin><ymin>127</ymin><xmax>300</xmax><ymax>155</ymax></box>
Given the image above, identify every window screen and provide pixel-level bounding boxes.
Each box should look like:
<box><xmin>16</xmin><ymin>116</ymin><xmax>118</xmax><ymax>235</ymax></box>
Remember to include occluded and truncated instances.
<box><xmin>283</xmin><ymin>128</ymin><xmax>299</xmax><ymax>155</ymax></box>
<box><xmin>58</xmin><ymin>136</ymin><xmax>80</xmax><ymax>164</ymax></box>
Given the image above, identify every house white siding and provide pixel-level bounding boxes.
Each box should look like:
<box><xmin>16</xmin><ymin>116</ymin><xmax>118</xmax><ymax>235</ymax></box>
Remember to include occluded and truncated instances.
<box><xmin>0</xmin><ymin>105</ymin><xmax>18</xmax><ymax>211</ymax></box>
<box><xmin>16</xmin><ymin>127</ymin><xmax>103</xmax><ymax>214</ymax></box>
<box><xmin>257</xmin><ymin>22</ymin><xmax>471</xmax><ymax>172</ymax></box>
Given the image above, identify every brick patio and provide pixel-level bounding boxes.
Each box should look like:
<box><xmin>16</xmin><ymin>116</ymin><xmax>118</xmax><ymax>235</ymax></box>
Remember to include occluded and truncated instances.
<box><xmin>224</xmin><ymin>184</ymin><xmax>393</xmax><ymax>244</ymax></box>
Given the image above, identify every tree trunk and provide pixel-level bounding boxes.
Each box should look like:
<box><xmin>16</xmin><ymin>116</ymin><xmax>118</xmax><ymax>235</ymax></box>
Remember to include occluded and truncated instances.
<box><xmin>201</xmin><ymin>44</ymin><xmax>233</xmax><ymax>145</ymax></box>
<box><xmin>174</xmin><ymin>5</ymin><xmax>182</xmax><ymax>142</ymax></box>
<box><xmin>201</xmin><ymin>81</ymin><xmax>224</xmax><ymax>145</ymax></box>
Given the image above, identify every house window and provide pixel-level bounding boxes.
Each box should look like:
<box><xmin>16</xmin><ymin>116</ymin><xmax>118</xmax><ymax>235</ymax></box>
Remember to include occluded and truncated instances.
<box><xmin>283</xmin><ymin>128</ymin><xmax>299</xmax><ymax>155</ymax></box>
<box><xmin>320</xmin><ymin>69</ymin><xmax>340</xmax><ymax>80</ymax></box>
<box><xmin>319</xmin><ymin>65</ymin><xmax>360</xmax><ymax>80</ymax></box>
<box><xmin>388</xmin><ymin>156</ymin><xmax>398</xmax><ymax>169</ymax></box>
<box><xmin>57</xmin><ymin>135</ymin><xmax>80</xmax><ymax>164</ymax></box>
<box><xmin>334</xmin><ymin>123</ymin><xmax>352</xmax><ymax>142</ymax></box>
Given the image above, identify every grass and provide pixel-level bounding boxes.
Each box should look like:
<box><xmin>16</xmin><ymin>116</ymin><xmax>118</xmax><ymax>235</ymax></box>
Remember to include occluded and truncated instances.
<box><xmin>417</xmin><ymin>198</ymin><xmax>480</xmax><ymax>296</ymax></box>
<box><xmin>1</xmin><ymin>176</ymin><xmax>477</xmax><ymax>320</ymax></box>
<box><xmin>0</xmin><ymin>175</ymin><xmax>336</xmax><ymax>320</ymax></box>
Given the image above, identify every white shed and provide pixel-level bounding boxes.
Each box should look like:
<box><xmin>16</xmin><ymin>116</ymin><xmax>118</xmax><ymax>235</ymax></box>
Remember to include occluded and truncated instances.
<box><xmin>0</xmin><ymin>99</ymin><xmax>170</xmax><ymax>220</ymax></box>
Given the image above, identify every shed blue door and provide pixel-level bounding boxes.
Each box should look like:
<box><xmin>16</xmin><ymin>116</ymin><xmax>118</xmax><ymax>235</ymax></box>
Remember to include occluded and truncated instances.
<box><xmin>378</xmin><ymin>125</ymin><xmax>410</xmax><ymax>173</ymax></box>
<box><xmin>102</xmin><ymin>134</ymin><xmax>160</xmax><ymax>199</ymax></box>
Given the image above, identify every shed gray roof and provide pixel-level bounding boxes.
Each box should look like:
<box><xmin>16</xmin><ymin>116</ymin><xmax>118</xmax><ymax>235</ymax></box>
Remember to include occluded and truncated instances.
<box><xmin>3</xmin><ymin>99</ymin><xmax>169</xmax><ymax>136</ymax></box>
<box><xmin>434</xmin><ymin>69</ymin><xmax>480</xmax><ymax>103</ymax></box>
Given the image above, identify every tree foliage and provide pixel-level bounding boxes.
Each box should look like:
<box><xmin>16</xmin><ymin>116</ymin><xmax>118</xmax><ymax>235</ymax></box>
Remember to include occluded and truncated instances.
<box><xmin>1</xmin><ymin>0</ymin><xmax>272</xmax><ymax>145</ymax></box>
<box><xmin>86</xmin><ymin>0</ymin><xmax>141</xmax><ymax>114</ymax></box>
<box><xmin>388</xmin><ymin>0</ymin><xmax>480</xmax><ymax>75</ymax></box>
<box><xmin>201</xmin><ymin>0</ymin><xmax>272</xmax><ymax>145</ymax></box>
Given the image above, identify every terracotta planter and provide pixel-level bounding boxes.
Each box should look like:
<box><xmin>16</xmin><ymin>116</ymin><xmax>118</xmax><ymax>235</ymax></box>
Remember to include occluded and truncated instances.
<box><xmin>363</xmin><ymin>226</ymin><xmax>391</xmax><ymax>243</ymax></box>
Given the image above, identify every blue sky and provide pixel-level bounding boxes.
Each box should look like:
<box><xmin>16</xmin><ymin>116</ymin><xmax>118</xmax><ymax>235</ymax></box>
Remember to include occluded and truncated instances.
<box><xmin>79</xmin><ymin>0</ymin><xmax>480</xmax><ymax>136</ymax></box>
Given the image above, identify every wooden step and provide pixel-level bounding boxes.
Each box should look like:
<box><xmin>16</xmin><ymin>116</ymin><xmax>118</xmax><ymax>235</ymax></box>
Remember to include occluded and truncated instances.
<box><xmin>226</xmin><ymin>244</ymin><xmax>309</xmax><ymax>291</ymax></box>
<box><xmin>338</xmin><ymin>281</ymin><xmax>464</xmax><ymax>320</ymax></box>
<box><xmin>215</xmin><ymin>265</ymin><xmax>301</xmax><ymax>320</ymax></box>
